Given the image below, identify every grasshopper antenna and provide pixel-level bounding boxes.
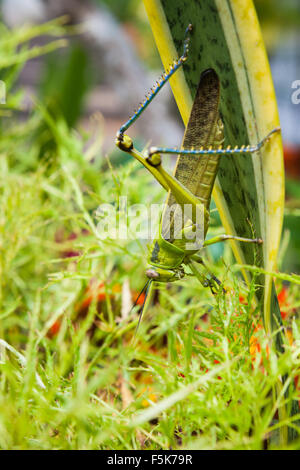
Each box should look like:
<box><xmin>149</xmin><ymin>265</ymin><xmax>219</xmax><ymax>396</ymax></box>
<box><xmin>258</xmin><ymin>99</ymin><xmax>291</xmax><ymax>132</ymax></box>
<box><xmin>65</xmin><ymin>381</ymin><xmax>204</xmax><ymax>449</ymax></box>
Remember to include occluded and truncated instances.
<box><xmin>131</xmin><ymin>279</ymin><xmax>150</xmax><ymax>310</ymax></box>
<box><xmin>116</xmin><ymin>23</ymin><xmax>193</xmax><ymax>145</ymax></box>
<box><xmin>132</xmin><ymin>280</ymin><xmax>152</xmax><ymax>339</ymax></box>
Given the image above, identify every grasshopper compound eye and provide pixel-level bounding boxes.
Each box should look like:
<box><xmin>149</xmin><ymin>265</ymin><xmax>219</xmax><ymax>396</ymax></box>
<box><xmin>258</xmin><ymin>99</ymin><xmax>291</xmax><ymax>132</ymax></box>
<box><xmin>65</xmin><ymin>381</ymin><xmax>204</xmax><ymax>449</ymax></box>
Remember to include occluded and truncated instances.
<box><xmin>146</xmin><ymin>269</ymin><xmax>159</xmax><ymax>279</ymax></box>
<box><xmin>146</xmin><ymin>267</ymin><xmax>183</xmax><ymax>282</ymax></box>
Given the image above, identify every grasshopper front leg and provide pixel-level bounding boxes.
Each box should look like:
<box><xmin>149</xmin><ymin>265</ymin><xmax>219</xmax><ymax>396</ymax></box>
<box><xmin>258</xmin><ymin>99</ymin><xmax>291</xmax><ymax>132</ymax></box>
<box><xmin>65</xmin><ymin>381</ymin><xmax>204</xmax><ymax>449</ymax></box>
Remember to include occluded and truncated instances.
<box><xmin>147</xmin><ymin>127</ymin><xmax>280</xmax><ymax>160</ymax></box>
<box><xmin>203</xmin><ymin>233</ymin><xmax>263</xmax><ymax>247</ymax></box>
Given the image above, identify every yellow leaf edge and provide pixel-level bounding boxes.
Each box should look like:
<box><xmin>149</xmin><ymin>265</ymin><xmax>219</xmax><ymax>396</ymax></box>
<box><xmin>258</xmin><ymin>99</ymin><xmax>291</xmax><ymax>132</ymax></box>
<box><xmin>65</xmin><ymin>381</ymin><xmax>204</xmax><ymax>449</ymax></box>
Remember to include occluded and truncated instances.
<box><xmin>227</xmin><ymin>0</ymin><xmax>284</xmax><ymax>332</ymax></box>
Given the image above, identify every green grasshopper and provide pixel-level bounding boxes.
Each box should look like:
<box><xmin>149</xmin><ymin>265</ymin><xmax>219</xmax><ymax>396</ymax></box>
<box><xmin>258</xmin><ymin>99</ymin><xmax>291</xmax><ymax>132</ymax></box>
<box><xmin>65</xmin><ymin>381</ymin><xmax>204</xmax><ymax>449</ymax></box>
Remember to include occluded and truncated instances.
<box><xmin>116</xmin><ymin>24</ymin><xmax>279</xmax><ymax>294</ymax></box>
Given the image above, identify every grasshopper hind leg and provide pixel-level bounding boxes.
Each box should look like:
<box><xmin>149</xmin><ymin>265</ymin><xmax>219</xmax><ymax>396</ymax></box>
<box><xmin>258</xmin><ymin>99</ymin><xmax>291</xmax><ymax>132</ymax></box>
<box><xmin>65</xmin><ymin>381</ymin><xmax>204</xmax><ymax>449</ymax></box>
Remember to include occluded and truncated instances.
<box><xmin>147</xmin><ymin>127</ymin><xmax>281</xmax><ymax>159</ymax></box>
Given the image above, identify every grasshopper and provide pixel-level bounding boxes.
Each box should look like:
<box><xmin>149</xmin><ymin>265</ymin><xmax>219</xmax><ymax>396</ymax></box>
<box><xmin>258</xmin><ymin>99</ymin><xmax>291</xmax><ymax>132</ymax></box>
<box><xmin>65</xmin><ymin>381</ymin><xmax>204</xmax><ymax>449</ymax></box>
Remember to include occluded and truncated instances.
<box><xmin>115</xmin><ymin>24</ymin><xmax>279</xmax><ymax>294</ymax></box>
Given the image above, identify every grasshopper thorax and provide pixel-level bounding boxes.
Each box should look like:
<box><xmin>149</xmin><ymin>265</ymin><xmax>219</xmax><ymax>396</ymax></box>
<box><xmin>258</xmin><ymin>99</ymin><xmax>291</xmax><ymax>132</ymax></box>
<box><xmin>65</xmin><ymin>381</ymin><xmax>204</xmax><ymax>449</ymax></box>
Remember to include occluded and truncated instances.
<box><xmin>146</xmin><ymin>233</ymin><xmax>186</xmax><ymax>283</ymax></box>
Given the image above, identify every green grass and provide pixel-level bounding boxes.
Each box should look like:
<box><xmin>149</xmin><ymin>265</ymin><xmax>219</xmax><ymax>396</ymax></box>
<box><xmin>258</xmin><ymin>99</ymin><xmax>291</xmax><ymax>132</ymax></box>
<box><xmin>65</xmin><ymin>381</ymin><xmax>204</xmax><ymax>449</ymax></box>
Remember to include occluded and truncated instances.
<box><xmin>1</xmin><ymin>126</ymin><xmax>300</xmax><ymax>449</ymax></box>
<box><xmin>0</xmin><ymin>19</ymin><xmax>299</xmax><ymax>450</ymax></box>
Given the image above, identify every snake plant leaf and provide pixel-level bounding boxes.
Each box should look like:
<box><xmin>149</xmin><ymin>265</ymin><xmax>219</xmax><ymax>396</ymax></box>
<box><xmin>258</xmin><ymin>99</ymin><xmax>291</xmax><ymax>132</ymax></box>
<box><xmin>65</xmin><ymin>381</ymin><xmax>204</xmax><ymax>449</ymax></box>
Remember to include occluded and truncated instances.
<box><xmin>143</xmin><ymin>0</ymin><xmax>298</xmax><ymax>442</ymax></box>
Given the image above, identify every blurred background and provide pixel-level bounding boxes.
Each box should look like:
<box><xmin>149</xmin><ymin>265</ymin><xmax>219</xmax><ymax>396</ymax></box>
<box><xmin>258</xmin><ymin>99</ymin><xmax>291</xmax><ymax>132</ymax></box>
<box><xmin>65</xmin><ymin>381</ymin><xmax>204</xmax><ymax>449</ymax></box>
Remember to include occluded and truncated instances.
<box><xmin>0</xmin><ymin>0</ymin><xmax>299</xmax><ymax>272</ymax></box>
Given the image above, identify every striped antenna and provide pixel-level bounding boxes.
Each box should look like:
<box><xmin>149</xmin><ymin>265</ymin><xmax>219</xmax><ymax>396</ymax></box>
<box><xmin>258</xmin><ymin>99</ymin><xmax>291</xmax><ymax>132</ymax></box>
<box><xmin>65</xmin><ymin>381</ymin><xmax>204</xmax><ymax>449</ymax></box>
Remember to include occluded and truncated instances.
<box><xmin>133</xmin><ymin>280</ymin><xmax>152</xmax><ymax>339</ymax></box>
<box><xmin>131</xmin><ymin>279</ymin><xmax>150</xmax><ymax>310</ymax></box>
<box><xmin>148</xmin><ymin>127</ymin><xmax>280</xmax><ymax>158</ymax></box>
<box><xmin>117</xmin><ymin>24</ymin><xmax>193</xmax><ymax>139</ymax></box>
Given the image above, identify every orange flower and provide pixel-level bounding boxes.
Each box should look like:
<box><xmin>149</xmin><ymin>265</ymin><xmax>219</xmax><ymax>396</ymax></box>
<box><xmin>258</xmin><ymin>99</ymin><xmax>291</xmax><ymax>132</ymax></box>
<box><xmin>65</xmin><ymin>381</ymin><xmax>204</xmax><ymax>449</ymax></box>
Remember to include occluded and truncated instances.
<box><xmin>141</xmin><ymin>390</ymin><xmax>158</xmax><ymax>408</ymax></box>
<box><xmin>250</xmin><ymin>286</ymin><xmax>292</xmax><ymax>365</ymax></box>
<box><xmin>277</xmin><ymin>286</ymin><xmax>289</xmax><ymax>320</ymax></box>
<box><xmin>239</xmin><ymin>294</ymin><xmax>248</xmax><ymax>305</ymax></box>
<box><xmin>283</xmin><ymin>144</ymin><xmax>300</xmax><ymax>178</ymax></box>
<box><xmin>47</xmin><ymin>280</ymin><xmax>145</xmax><ymax>337</ymax></box>
<box><xmin>47</xmin><ymin>320</ymin><xmax>61</xmax><ymax>338</ymax></box>
<box><xmin>294</xmin><ymin>376</ymin><xmax>300</xmax><ymax>407</ymax></box>
<box><xmin>132</xmin><ymin>290</ymin><xmax>146</xmax><ymax>307</ymax></box>
<box><xmin>80</xmin><ymin>281</ymin><xmax>106</xmax><ymax>310</ymax></box>
<box><xmin>249</xmin><ymin>324</ymin><xmax>270</xmax><ymax>371</ymax></box>
<box><xmin>136</xmin><ymin>375</ymin><xmax>158</xmax><ymax>407</ymax></box>
<box><xmin>81</xmin><ymin>280</ymin><xmax>145</xmax><ymax>310</ymax></box>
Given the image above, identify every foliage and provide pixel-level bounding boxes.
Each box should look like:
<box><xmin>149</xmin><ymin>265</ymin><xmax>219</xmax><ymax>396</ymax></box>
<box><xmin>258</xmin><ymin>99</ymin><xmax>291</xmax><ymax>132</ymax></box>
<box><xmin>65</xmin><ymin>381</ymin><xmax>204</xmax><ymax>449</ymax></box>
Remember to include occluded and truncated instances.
<box><xmin>0</xmin><ymin>17</ymin><xmax>299</xmax><ymax>450</ymax></box>
<box><xmin>254</xmin><ymin>0</ymin><xmax>300</xmax><ymax>29</ymax></box>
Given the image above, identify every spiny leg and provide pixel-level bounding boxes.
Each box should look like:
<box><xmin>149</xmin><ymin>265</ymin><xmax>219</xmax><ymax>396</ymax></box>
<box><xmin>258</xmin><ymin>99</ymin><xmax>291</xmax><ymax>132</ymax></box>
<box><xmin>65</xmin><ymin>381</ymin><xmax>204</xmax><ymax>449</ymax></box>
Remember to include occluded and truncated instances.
<box><xmin>133</xmin><ymin>280</ymin><xmax>153</xmax><ymax>339</ymax></box>
<box><xmin>123</xmin><ymin>126</ymin><xmax>279</xmax><ymax>195</ymax></box>
<box><xmin>147</xmin><ymin>127</ymin><xmax>281</xmax><ymax>164</ymax></box>
<box><xmin>116</xmin><ymin>24</ymin><xmax>192</xmax><ymax>147</ymax></box>
<box><xmin>203</xmin><ymin>234</ymin><xmax>263</xmax><ymax>247</ymax></box>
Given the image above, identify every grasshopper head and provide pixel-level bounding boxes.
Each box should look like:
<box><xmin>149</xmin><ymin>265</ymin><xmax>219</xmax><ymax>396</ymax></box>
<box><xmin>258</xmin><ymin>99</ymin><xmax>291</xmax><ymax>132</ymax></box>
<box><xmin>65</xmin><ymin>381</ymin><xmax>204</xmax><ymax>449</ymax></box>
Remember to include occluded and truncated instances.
<box><xmin>146</xmin><ymin>236</ymin><xmax>186</xmax><ymax>283</ymax></box>
<box><xmin>145</xmin><ymin>266</ymin><xmax>184</xmax><ymax>283</ymax></box>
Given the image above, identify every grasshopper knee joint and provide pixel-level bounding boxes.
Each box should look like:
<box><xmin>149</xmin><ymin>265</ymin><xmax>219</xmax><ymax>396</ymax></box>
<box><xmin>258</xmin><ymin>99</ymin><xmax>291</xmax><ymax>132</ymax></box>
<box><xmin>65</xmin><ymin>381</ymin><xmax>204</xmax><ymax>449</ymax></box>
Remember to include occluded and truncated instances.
<box><xmin>147</xmin><ymin>149</ymin><xmax>161</xmax><ymax>167</ymax></box>
<box><xmin>115</xmin><ymin>133</ymin><xmax>133</xmax><ymax>152</ymax></box>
